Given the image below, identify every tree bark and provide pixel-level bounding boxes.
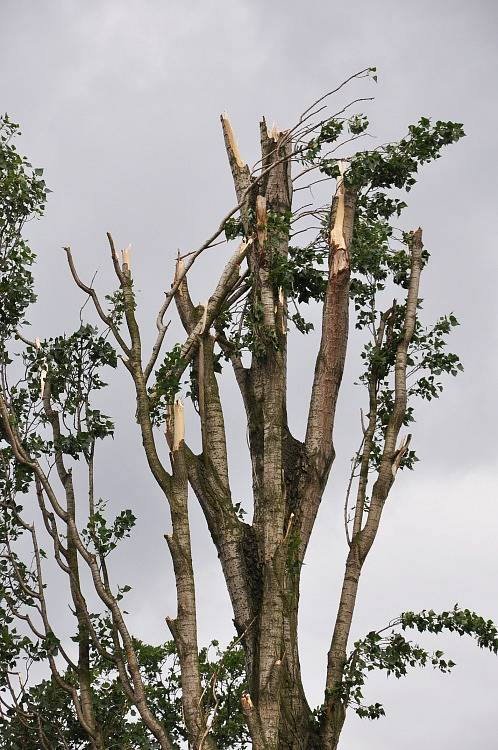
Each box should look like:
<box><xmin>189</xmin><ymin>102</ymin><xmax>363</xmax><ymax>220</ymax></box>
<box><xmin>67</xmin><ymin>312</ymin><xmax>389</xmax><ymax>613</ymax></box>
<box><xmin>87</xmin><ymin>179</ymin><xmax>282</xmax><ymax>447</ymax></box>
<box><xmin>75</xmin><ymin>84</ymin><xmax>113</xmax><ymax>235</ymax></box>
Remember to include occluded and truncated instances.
<box><xmin>321</xmin><ymin>230</ymin><xmax>424</xmax><ymax>749</ymax></box>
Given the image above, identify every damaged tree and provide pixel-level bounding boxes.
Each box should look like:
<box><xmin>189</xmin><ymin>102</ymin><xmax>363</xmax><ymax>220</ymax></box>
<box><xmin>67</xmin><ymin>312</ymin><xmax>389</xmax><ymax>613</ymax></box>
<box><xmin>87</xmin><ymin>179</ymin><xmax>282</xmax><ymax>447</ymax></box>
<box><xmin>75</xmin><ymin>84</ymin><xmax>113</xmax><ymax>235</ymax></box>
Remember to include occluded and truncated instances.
<box><xmin>2</xmin><ymin>70</ymin><xmax>498</xmax><ymax>750</ymax></box>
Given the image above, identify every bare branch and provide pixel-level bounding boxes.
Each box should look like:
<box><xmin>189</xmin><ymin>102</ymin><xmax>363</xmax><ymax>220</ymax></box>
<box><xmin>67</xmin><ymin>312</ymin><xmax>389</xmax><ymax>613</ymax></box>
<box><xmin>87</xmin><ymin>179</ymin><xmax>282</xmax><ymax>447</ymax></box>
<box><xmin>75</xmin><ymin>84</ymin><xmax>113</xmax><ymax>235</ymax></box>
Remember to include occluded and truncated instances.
<box><xmin>64</xmin><ymin>246</ymin><xmax>131</xmax><ymax>356</ymax></box>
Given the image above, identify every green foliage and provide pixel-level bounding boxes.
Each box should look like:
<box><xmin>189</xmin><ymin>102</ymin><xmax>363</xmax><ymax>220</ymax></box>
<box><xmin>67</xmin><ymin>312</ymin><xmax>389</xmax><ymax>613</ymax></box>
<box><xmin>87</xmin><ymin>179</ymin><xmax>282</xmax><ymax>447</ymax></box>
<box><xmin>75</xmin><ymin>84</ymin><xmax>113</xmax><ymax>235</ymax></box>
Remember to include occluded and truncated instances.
<box><xmin>105</xmin><ymin>287</ymin><xmax>126</xmax><ymax>327</ymax></box>
<box><xmin>303</xmin><ymin>118</ymin><xmax>344</xmax><ymax>162</ymax></box>
<box><xmin>0</xmin><ymin>116</ymin><xmax>47</xmax><ymax>227</ymax></box>
<box><xmin>227</xmin><ymin>293</ymin><xmax>280</xmax><ymax>361</ymax></box>
<box><xmin>220</xmin><ymin>234</ymin><xmax>329</xmax><ymax>354</ymax></box>
<box><xmin>82</xmin><ymin>498</ymin><xmax>136</xmax><ymax>558</ymax></box>
<box><xmin>408</xmin><ymin>313</ymin><xmax>463</xmax><ymax>400</ymax></box>
<box><xmin>33</xmin><ymin>325</ymin><xmax>116</xmax><ymax>400</ymax></box>
<box><xmin>224</xmin><ymin>215</ymin><xmax>245</xmax><ymax>241</ymax></box>
<box><xmin>346</xmin><ymin>118</ymin><xmax>465</xmax><ymax>192</ymax></box>
<box><xmin>0</xmin><ymin>115</ymin><xmax>48</xmax><ymax>344</ymax></box>
<box><xmin>229</xmin><ymin>114</ymin><xmax>464</xmax><ymax>363</ymax></box>
<box><xmin>0</xmin><ymin>637</ymin><xmax>249</xmax><ymax>750</ymax></box>
<box><xmin>5</xmin><ymin>325</ymin><xmax>118</xmax><ymax>462</ymax></box>
<box><xmin>0</xmin><ymin>326</ymin><xmax>117</xmax><ymax>480</ymax></box>
<box><xmin>0</xmin><ymin>593</ymin><xmax>45</xmax><ymax>685</ymax></box>
<box><xmin>358</xmin><ymin>305</ymin><xmax>462</xmax><ymax>471</ymax></box>
<box><xmin>0</xmin><ymin>673</ymin><xmax>87</xmax><ymax>749</ymax></box>
<box><xmin>348</xmin><ymin>114</ymin><xmax>369</xmax><ymax>136</ymax></box>
<box><xmin>148</xmin><ymin>343</ymin><xmax>184</xmax><ymax>424</ymax></box>
<box><xmin>334</xmin><ymin>606</ymin><xmax>498</xmax><ymax>721</ymax></box>
<box><xmin>0</xmin><ymin>530</ymin><xmax>59</xmax><ymax>688</ymax></box>
<box><xmin>186</xmin><ymin>349</ymin><xmax>224</xmax><ymax>412</ymax></box>
<box><xmin>339</xmin><ymin>118</ymin><xmax>465</xmax><ymax>472</ymax></box>
<box><xmin>301</xmin><ymin>111</ymin><xmax>370</xmax><ymax>165</ymax></box>
<box><xmin>270</xmin><ymin>241</ymin><xmax>328</xmax><ymax>307</ymax></box>
<box><xmin>199</xmin><ymin>640</ymin><xmax>248</xmax><ymax>749</ymax></box>
<box><xmin>267</xmin><ymin>209</ymin><xmax>292</xmax><ymax>244</ymax></box>
<box><xmin>0</xmin><ymin>102</ymin><xmax>480</xmax><ymax>750</ymax></box>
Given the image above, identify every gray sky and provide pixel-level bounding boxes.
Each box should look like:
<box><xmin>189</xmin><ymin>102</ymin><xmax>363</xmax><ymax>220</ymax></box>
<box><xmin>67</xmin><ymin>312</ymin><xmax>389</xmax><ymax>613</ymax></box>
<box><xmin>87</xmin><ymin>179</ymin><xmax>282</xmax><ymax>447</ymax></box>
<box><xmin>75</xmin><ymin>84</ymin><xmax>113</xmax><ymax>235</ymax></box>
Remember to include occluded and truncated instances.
<box><xmin>2</xmin><ymin>1</ymin><xmax>498</xmax><ymax>747</ymax></box>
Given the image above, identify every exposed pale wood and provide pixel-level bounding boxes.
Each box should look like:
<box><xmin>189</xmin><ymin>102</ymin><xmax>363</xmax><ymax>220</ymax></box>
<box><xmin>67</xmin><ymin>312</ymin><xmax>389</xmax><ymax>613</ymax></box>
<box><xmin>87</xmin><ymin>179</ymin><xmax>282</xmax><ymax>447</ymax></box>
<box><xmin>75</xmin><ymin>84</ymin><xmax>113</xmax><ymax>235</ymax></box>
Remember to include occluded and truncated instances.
<box><xmin>220</xmin><ymin>113</ymin><xmax>246</xmax><ymax>169</ymax></box>
<box><xmin>256</xmin><ymin>195</ymin><xmax>267</xmax><ymax>249</ymax></box>
<box><xmin>172</xmin><ymin>399</ymin><xmax>185</xmax><ymax>452</ymax></box>
<box><xmin>329</xmin><ymin>161</ymin><xmax>349</xmax><ymax>252</ymax></box>
<box><xmin>122</xmin><ymin>244</ymin><xmax>131</xmax><ymax>271</ymax></box>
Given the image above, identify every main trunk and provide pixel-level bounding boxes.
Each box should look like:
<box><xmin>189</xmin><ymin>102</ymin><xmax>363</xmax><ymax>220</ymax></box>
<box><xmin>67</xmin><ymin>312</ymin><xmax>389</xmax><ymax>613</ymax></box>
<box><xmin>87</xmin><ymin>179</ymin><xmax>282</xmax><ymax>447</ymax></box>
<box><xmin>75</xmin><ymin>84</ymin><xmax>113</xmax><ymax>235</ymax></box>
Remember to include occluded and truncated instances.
<box><xmin>211</xmin><ymin>116</ymin><xmax>356</xmax><ymax>750</ymax></box>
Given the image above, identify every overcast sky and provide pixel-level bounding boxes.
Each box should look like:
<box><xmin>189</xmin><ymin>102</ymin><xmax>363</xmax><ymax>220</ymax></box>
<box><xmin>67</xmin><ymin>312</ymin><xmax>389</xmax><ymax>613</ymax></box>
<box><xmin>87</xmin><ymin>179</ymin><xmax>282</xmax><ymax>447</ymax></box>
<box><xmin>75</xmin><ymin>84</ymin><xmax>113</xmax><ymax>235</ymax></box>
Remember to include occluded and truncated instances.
<box><xmin>2</xmin><ymin>1</ymin><xmax>498</xmax><ymax>748</ymax></box>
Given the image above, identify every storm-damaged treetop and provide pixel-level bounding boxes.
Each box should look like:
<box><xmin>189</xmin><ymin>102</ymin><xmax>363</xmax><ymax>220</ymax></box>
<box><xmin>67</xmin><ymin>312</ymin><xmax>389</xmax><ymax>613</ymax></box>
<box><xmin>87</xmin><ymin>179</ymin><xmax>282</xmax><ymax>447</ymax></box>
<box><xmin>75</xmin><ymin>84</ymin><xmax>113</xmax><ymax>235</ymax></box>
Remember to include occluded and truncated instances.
<box><xmin>1</xmin><ymin>70</ymin><xmax>496</xmax><ymax>750</ymax></box>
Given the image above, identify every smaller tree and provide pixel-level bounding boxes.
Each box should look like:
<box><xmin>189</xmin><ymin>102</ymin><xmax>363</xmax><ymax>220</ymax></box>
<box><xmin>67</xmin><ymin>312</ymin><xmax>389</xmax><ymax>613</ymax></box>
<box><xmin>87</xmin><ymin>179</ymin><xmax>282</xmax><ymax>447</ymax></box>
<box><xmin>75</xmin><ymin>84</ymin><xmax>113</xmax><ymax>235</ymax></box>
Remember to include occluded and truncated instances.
<box><xmin>0</xmin><ymin>638</ymin><xmax>248</xmax><ymax>749</ymax></box>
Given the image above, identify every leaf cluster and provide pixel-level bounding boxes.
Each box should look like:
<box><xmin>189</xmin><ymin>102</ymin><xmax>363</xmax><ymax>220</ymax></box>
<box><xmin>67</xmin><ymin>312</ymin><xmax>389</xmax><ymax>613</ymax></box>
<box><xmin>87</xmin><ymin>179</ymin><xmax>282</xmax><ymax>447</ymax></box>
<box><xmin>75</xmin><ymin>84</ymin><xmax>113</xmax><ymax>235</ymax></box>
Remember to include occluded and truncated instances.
<box><xmin>82</xmin><ymin>498</ymin><xmax>136</xmax><ymax>558</ymax></box>
<box><xmin>0</xmin><ymin>116</ymin><xmax>48</xmax><ymax>342</ymax></box>
<box><xmin>148</xmin><ymin>343</ymin><xmax>184</xmax><ymax>424</ymax></box>
<box><xmin>334</xmin><ymin>606</ymin><xmax>498</xmax><ymax>721</ymax></box>
<box><xmin>0</xmin><ymin>635</ymin><xmax>249</xmax><ymax>750</ymax></box>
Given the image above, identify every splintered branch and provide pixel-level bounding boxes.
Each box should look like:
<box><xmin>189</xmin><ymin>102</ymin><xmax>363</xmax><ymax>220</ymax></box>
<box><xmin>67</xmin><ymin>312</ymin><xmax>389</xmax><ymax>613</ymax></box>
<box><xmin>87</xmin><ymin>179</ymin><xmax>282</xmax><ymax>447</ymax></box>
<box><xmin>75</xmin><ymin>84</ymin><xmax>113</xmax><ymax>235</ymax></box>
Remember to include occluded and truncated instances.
<box><xmin>172</xmin><ymin>398</ymin><xmax>185</xmax><ymax>452</ymax></box>
<box><xmin>113</xmin><ymin>98</ymin><xmax>360</xmax><ymax>388</ymax></box>
<box><xmin>221</xmin><ymin>114</ymin><xmax>252</xmax><ymax>204</ymax></box>
<box><xmin>305</xmin><ymin>171</ymin><xmax>356</xmax><ymax>459</ymax></box>
<box><xmin>240</xmin><ymin>694</ymin><xmax>268</xmax><ymax>750</ymax></box>
<box><xmin>329</xmin><ymin>161</ymin><xmax>349</xmax><ymax>253</ymax></box>
<box><xmin>294</xmin><ymin>175</ymin><xmax>357</xmax><ymax>565</ymax></box>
